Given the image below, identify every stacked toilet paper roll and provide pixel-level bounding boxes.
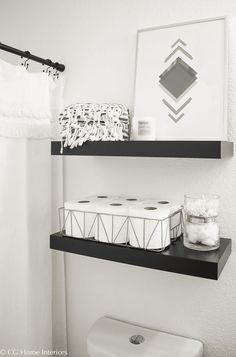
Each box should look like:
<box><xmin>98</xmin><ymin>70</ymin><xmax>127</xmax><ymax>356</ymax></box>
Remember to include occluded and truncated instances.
<box><xmin>129</xmin><ymin>204</ymin><xmax>170</xmax><ymax>250</ymax></box>
<box><xmin>118</xmin><ymin>197</ymin><xmax>144</xmax><ymax>241</ymax></box>
<box><xmin>63</xmin><ymin>195</ymin><xmax>182</xmax><ymax>246</ymax></box>
<box><xmin>86</xmin><ymin>195</ymin><xmax>112</xmax><ymax>201</ymax></box>
<box><xmin>64</xmin><ymin>200</ymin><xmax>97</xmax><ymax>238</ymax></box>
<box><xmin>96</xmin><ymin>200</ymin><xmax>129</xmax><ymax>243</ymax></box>
<box><xmin>119</xmin><ymin>196</ymin><xmax>144</xmax><ymax>205</ymax></box>
<box><xmin>143</xmin><ymin>200</ymin><xmax>183</xmax><ymax>240</ymax></box>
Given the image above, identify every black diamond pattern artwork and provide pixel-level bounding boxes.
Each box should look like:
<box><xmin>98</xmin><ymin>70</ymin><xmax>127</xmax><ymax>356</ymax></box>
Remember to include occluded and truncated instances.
<box><xmin>159</xmin><ymin>39</ymin><xmax>197</xmax><ymax>123</ymax></box>
<box><xmin>159</xmin><ymin>57</ymin><xmax>197</xmax><ymax>99</ymax></box>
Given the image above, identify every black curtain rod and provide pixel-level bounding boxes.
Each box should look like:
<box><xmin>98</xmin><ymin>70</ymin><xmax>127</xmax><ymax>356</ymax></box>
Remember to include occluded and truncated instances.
<box><xmin>0</xmin><ymin>42</ymin><xmax>65</xmax><ymax>72</ymax></box>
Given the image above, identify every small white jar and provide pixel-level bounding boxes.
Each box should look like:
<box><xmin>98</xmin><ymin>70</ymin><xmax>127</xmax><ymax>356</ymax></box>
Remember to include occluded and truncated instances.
<box><xmin>184</xmin><ymin>194</ymin><xmax>220</xmax><ymax>251</ymax></box>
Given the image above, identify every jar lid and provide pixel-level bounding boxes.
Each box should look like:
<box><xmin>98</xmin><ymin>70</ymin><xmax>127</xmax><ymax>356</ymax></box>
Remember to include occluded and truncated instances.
<box><xmin>184</xmin><ymin>193</ymin><xmax>220</xmax><ymax>201</ymax></box>
<box><xmin>187</xmin><ymin>215</ymin><xmax>216</xmax><ymax>224</ymax></box>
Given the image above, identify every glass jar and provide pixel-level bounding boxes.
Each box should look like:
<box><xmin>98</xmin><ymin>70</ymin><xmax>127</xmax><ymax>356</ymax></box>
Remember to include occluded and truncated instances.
<box><xmin>184</xmin><ymin>194</ymin><xmax>220</xmax><ymax>251</ymax></box>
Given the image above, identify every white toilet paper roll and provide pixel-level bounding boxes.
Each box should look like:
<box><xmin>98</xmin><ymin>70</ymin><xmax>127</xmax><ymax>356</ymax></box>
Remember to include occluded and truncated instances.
<box><xmin>118</xmin><ymin>197</ymin><xmax>144</xmax><ymax>240</ymax></box>
<box><xmin>96</xmin><ymin>201</ymin><xmax>129</xmax><ymax>244</ymax></box>
<box><xmin>64</xmin><ymin>200</ymin><xmax>97</xmax><ymax>238</ymax></box>
<box><xmin>143</xmin><ymin>199</ymin><xmax>183</xmax><ymax>240</ymax></box>
<box><xmin>129</xmin><ymin>204</ymin><xmax>170</xmax><ymax>250</ymax></box>
<box><xmin>118</xmin><ymin>196</ymin><xmax>144</xmax><ymax>206</ymax></box>
<box><xmin>86</xmin><ymin>195</ymin><xmax>115</xmax><ymax>201</ymax></box>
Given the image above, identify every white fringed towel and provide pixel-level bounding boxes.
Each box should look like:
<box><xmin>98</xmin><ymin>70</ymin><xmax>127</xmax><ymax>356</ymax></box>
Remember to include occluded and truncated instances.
<box><xmin>59</xmin><ymin>103</ymin><xmax>130</xmax><ymax>151</ymax></box>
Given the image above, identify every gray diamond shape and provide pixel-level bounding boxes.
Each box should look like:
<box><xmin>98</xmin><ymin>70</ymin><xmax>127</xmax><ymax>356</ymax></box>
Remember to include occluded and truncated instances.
<box><xmin>159</xmin><ymin>57</ymin><xmax>197</xmax><ymax>99</ymax></box>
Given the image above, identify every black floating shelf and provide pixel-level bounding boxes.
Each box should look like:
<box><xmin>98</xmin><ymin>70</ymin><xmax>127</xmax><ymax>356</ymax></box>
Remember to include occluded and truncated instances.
<box><xmin>51</xmin><ymin>141</ymin><xmax>233</xmax><ymax>159</ymax></box>
<box><xmin>50</xmin><ymin>233</ymin><xmax>231</xmax><ymax>280</ymax></box>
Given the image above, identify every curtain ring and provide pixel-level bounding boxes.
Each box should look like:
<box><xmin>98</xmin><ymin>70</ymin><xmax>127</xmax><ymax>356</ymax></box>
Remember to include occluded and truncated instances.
<box><xmin>42</xmin><ymin>59</ymin><xmax>52</xmax><ymax>75</ymax></box>
<box><xmin>21</xmin><ymin>57</ymin><xmax>30</xmax><ymax>69</ymax></box>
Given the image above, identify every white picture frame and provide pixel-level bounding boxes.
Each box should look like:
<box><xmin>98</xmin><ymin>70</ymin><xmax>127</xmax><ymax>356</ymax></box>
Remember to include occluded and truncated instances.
<box><xmin>133</xmin><ymin>17</ymin><xmax>228</xmax><ymax>141</ymax></box>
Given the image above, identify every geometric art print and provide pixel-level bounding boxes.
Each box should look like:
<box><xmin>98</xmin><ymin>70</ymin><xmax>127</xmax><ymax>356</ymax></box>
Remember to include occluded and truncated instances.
<box><xmin>159</xmin><ymin>39</ymin><xmax>197</xmax><ymax>123</ymax></box>
<box><xmin>133</xmin><ymin>18</ymin><xmax>227</xmax><ymax>141</ymax></box>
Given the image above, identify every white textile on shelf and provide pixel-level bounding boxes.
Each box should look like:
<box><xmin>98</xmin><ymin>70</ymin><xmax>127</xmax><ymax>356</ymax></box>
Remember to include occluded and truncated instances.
<box><xmin>59</xmin><ymin>103</ymin><xmax>130</xmax><ymax>151</ymax></box>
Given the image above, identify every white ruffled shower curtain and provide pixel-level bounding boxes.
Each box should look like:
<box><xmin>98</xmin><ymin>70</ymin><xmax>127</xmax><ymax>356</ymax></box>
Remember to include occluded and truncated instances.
<box><xmin>0</xmin><ymin>138</ymin><xmax>52</xmax><ymax>349</ymax></box>
<box><xmin>0</xmin><ymin>58</ymin><xmax>66</xmax><ymax>352</ymax></box>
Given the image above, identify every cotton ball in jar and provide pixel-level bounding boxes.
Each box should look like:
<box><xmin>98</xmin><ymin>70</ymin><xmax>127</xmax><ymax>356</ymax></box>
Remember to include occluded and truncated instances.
<box><xmin>185</xmin><ymin>223</ymin><xmax>200</xmax><ymax>243</ymax></box>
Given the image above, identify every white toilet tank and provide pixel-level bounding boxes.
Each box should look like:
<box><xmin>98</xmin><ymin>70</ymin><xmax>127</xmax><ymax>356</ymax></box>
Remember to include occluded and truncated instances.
<box><xmin>87</xmin><ymin>317</ymin><xmax>203</xmax><ymax>357</ymax></box>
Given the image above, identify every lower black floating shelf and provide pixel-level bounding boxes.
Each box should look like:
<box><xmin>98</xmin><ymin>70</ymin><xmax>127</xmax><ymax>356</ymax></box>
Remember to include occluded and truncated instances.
<box><xmin>50</xmin><ymin>233</ymin><xmax>231</xmax><ymax>280</ymax></box>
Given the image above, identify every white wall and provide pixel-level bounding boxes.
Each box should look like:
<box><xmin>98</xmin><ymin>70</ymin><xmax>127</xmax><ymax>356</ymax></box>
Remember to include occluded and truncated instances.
<box><xmin>1</xmin><ymin>1</ymin><xmax>236</xmax><ymax>356</ymax></box>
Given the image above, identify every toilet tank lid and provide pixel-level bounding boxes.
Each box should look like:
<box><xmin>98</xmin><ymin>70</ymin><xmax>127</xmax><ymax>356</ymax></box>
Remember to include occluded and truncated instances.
<box><xmin>87</xmin><ymin>317</ymin><xmax>203</xmax><ymax>357</ymax></box>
